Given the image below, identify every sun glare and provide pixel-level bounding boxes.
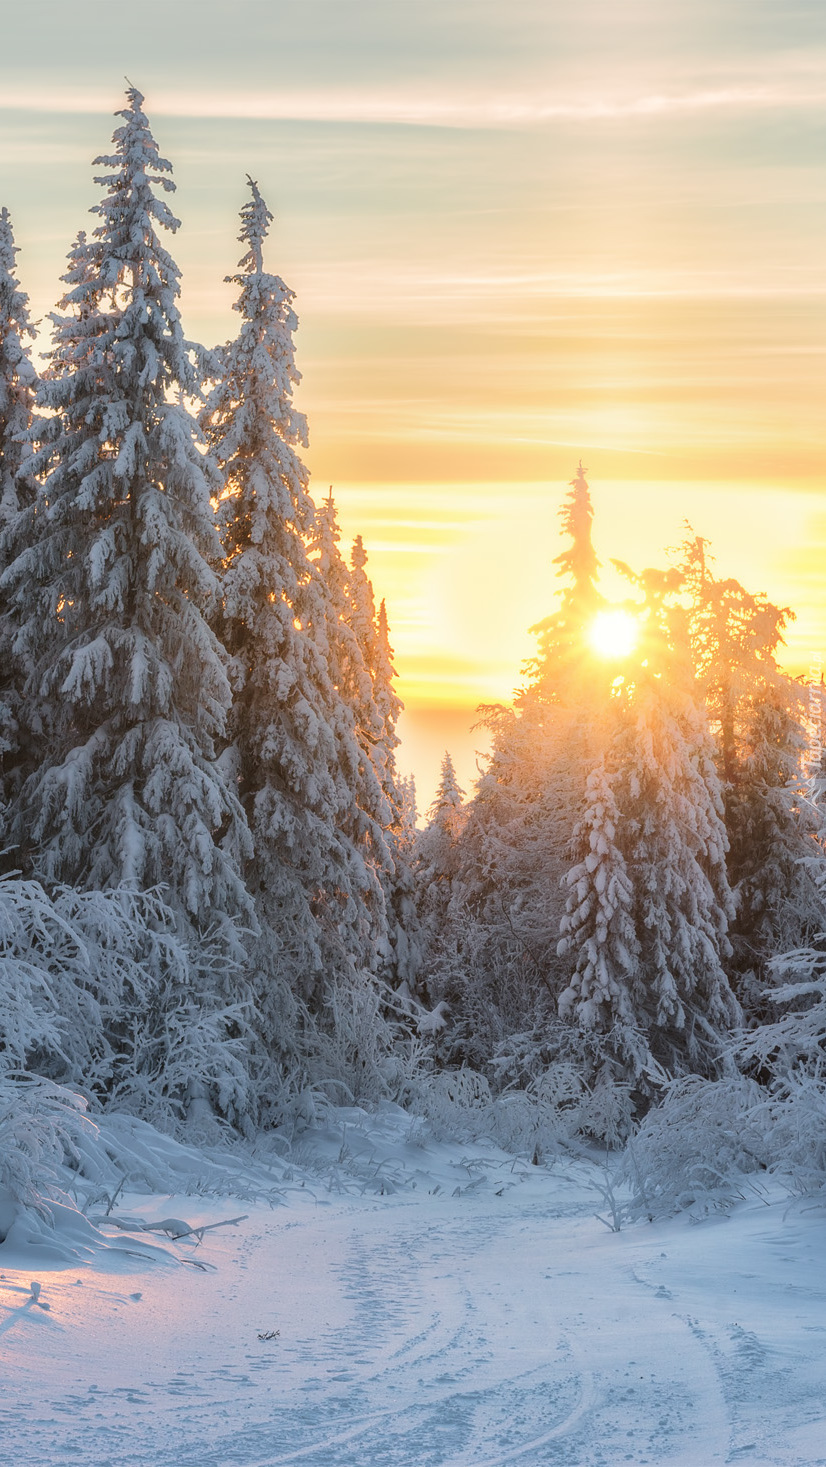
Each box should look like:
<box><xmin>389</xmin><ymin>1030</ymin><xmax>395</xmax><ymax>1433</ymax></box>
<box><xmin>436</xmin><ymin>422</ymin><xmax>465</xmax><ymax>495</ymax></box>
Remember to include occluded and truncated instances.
<box><xmin>588</xmin><ymin>609</ymin><xmax>639</xmax><ymax>660</ymax></box>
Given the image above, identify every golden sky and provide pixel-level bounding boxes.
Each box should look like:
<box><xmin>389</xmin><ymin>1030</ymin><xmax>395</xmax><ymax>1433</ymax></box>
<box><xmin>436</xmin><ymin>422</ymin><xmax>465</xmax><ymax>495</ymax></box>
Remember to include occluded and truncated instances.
<box><xmin>1</xmin><ymin>0</ymin><xmax>824</xmax><ymax>806</ymax></box>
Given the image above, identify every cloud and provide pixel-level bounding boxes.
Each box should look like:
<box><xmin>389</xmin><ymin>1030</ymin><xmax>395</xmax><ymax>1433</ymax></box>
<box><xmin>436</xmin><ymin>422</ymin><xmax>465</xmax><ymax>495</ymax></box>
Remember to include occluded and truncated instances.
<box><xmin>1</xmin><ymin>73</ymin><xmax>825</xmax><ymax>129</ymax></box>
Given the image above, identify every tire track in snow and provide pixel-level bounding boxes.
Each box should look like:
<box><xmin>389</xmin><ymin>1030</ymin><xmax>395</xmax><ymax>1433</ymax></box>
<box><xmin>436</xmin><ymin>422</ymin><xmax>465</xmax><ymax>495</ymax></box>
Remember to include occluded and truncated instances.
<box><xmin>441</xmin><ymin>1367</ymin><xmax>597</xmax><ymax>1467</ymax></box>
<box><xmin>8</xmin><ymin>1182</ymin><xmax>826</xmax><ymax>1466</ymax></box>
<box><xmin>224</xmin><ymin>1203</ymin><xmax>594</xmax><ymax>1467</ymax></box>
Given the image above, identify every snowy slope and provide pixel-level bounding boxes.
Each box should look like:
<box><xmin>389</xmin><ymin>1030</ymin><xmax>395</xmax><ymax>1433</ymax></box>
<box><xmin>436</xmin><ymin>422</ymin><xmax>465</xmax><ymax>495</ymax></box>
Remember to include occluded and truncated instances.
<box><xmin>1</xmin><ymin>1108</ymin><xmax>825</xmax><ymax>1467</ymax></box>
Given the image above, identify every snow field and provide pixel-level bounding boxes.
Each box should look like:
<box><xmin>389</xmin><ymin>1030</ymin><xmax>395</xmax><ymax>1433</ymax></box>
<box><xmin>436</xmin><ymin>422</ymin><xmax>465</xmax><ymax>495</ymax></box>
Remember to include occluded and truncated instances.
<box><xmin>1</xmin><ymin>1116</ymin><xmax>826</xmax><ymax>1467</ymax></box>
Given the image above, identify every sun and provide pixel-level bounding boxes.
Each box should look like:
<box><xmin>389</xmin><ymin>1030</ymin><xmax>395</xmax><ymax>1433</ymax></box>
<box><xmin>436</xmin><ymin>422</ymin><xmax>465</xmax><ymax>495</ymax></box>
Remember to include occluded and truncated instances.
<box><xmin>587</xmin><ymin>609</ymin><xmax>639</xmax><ymax>660</ymax></box>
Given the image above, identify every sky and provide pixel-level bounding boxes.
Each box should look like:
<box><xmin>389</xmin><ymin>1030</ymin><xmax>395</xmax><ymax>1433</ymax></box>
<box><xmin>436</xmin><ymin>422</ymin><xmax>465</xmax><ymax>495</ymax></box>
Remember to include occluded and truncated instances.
<box><xmin>1</xmin><ymin>0</ymin><xmax>824</xmax><ymax>807</ymax></box>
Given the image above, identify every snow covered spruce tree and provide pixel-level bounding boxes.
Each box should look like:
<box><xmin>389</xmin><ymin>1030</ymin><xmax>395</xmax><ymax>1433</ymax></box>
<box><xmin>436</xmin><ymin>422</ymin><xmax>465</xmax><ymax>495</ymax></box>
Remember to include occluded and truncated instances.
<box><xmin>676</xmin><ymin>531</ymin><xmax>822</xmax><ymax>1011</ymax></box>
<box><xmin>348</xmin><ymin>535</ymin><xmax>401</xmax><ymax>789</ymax></box>
<box><xmin>0</xmin><ymin>208</ymin><xmax>38</xmax><ymax>813</ymax></box>
<box><xmin>416</xmin><ymin>751</ymin><xmax>466</xmax><ymax>952</ymax></box>
<box><xmin>345</xmin><ymin>534</ymin><xmax>423</xmax><ymax>989</ymax></box>
<box><xmin>557</xmin><ymin>565</ymin><xmax>741</xmax><ymax>1080</ymax></box>
<box><xmin>557</xmin><ymin>760</ymin><xmax>641</xmax><ymax>1040</ymax></box>
<box><xmin>375</xmin><ymin>598</ymin><xmax>405</xmax><ymax>808</ymax></box>
<box><xmin>1</xmin><ymin>92</ymin><xmax>254</xmax><ymax>1002</ymax></box>
<box><xmin>201</xmin><ymin>180</ymin><xmax>388</xmax><ymax>1016</ymax></box>
<box><xmin>308</xmin><ymin>495</ymin><xmax>389</xmax><ymax>851</ymax></box>
<box><xmin>436</xmin><ymin>465</ymin><xmax>609</xmax><ymax>1056</ymax></box>
<box><xmin>0</xmin><ymin>209</ymin><xmax>36</xmax><ymax>529</ymax></box>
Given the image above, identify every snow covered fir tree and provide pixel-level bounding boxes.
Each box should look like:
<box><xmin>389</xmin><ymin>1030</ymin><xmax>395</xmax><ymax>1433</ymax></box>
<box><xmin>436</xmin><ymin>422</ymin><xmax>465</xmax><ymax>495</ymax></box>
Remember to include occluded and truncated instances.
<box><xmin>1</xmin><ymin>87</ymin><xmax>826</xmax><ymax>1222</ymax></box>
<box><xmin>0</xmin><ymin>92</ymin><xmax>412</xmax><ymax>1126</ymax></box>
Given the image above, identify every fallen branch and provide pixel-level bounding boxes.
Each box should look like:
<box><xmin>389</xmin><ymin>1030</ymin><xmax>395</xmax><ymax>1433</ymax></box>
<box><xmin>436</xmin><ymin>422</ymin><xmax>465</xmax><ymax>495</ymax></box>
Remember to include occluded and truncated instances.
<box><xmin>92</xmin><ymin>1213</ymin><xmax>248</xmax><ymax>1242</ymax></box>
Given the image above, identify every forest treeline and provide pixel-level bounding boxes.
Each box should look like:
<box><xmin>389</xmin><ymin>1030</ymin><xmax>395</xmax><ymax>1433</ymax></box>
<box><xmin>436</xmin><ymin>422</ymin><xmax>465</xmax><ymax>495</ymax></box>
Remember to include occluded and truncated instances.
<box><xmin>2</xmin><ymin>89</ymin><xmax>825</xmax><ymax>1191</ymax></box>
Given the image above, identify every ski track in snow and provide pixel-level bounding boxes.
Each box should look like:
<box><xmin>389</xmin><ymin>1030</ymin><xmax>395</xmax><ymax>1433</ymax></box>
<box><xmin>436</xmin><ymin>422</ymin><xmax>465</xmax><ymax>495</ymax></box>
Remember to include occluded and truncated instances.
<box><xmin>2</xmin><ymin>1160</ymin><xmax>826</xmax><ymax>1467</ymax></box>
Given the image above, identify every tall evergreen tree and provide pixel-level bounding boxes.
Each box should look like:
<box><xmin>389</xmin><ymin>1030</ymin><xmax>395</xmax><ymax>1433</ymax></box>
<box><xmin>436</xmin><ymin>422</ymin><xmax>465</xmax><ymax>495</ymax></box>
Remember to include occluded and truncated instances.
<box><xmin>357</xmin><ymin>573</ymin><xmax>421</xmax><ymax>989</ymax></box>
<box><xmin>201</xmin><ymin>180</ymin><xmax>385</xmax><ymax>1002</ymax></box>
<box><xmin>347</xmin><ymin>534</ymin><xmax>384</xmax><ymax>741</ymax></box>
<box><xmin>558</xmin><ymin>566</ymin><xmax>741</xmax><ymax>1077</ymax></box>
<box><xmin>0</xmin><ymin>208</ymin><xmax>37</xmax><ymax>528</ymax></box>
<box><xmin>309</xmin><ymin>494</ymin><xmax>388</xmax><ymax>830</ymax></box>
<box><xmin>411</xmin><ymin>750</ymin><xmax>469</xmax><ymax>1031</ymax></box>
<box><xmin>311</xmin><ymin>521</ymin><xmax>421</xmax><ymax>990</ymax></box>
<box><xmin>423</xmin><ymin>466</ymin><xmax>612</xmax><ymax>1056</ymax></box>
<box><xmin>374</xmin><ymin>602</ymin><xmax>403</xmax><ymax>791</ymax></box>
<box><xmin>613</xmin><ymin>672</ymin><xmax>740</xmax><ymax>1075</ymax></box>
<box><xmin>1</xmin><ymin>89</ymin><xmax>251</xmax><ymax>948</ymax></box>
<box><xmin>678</xmin><ymin>531</ymin><xmax>793</xmax><ymax>784</ymax></box>
<box><xmin>676</xmin><ymin>531</ymin><xmax>821</xmax><ymax>1006</ymax></box>
<box><xmin>0</xmin><ymin>208</ymin><xmax>38</xmax><ymax>806</ymax></box>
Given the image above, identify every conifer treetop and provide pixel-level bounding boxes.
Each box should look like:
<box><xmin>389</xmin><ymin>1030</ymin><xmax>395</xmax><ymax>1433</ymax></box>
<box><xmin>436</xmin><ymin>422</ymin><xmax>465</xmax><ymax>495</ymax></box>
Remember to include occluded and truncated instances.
<box><xmin>349</xmin><ymin>534</ymin><xmax>378</xmax><ymax>653</ymax></box>
<box><xmin>526</xmin><ymin>464</ymin><xmax>604</xmax><ymax>699</ymax></box>
<box><xmin>427</xmin><ymin>751</ymin><xmax>465</xmax><ymax>828</ymax></box>
<box><xmin>552</xmin><ymin>461</ymin><xmax>600</xmax><ymax>611</ymax></box>
<box><xmin>352</xmin><ymin>533</ymin><xmax>368</xmax><ymax>571</ymax></box>
<box><xmin>91</xmin><ymin>85</ymin><xmax>184</xmax><ymax>303</ymax></box>
<box><xmin>374</xmin><ymin>599</ymin><xmax>403</xmax><ymax>745</ymax></box>
<box><xmin>236</xmin><ymin>175</ymin><xmax>273</xmax><ymax>277</ymax></box>
<box><xmin>308</xmin><ymin>489</ymin><xmax>377</xmax><ymax>728</ymax></box>
<box><xmin>205</xmin><ymin>176</ymin><xmax>310</xmax><ymax>581</ymax></box>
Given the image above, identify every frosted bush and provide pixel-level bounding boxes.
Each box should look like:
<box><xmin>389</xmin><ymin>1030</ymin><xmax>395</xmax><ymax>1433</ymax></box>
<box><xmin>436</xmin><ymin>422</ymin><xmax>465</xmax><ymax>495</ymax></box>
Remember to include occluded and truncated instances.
<box><xmin>0</xmin><ymin>1073</ymin><xmax>95</xmax><ymax>1229</ymax></box>
<box><xmin>574</xmin><ymin>1066</ymin><xmax>636</xmax><ymax>1148</ymax></box>
<box><xmin>301</xmin><ymin>973</ymin><xmax>427</xmax><ymax>1109</ymax></box>
<box><xmin>429</xmin><ymin>1068</ymin><xmax>492</xmax><ymax>1108</ymax></box>
<box><xmin>0</xmin><ymin>1071</ymin><xmax>291</xmax><ymax>1259</ymax></box>
<box><xmin>0</xmin><ymin>873</ymin><xmax>101</xmax><ymax>1076</ymax></box>
<box><xmin>0</xmin><ymin>876</ymin><xmax>253</xmax><ymax>1129</ymax></box>
<box><xmin>618</xmin><ymin>1075</ymin><xmax>772</xmax><ymax>1221</ymax></box>
<box><xmin>415</xmin><ymin>1056</ymin><xmax>634</xmax><ymax>1157</ymax></box>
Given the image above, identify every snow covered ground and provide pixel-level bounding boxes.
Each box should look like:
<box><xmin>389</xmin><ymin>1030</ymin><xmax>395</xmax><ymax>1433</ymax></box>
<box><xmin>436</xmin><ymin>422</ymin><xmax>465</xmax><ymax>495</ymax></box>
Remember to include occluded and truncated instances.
<box><xmin>2</xmin><ymin>1106</ymin><xmax>826</xmax><ymax>1467</ymax></box>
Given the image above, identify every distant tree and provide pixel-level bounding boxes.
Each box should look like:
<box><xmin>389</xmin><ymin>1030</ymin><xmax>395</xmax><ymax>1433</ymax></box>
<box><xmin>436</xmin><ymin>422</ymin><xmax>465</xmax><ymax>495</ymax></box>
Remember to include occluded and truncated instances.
<box><xmin>373</xmin><ymin>599</ymin><xmax>404</xmax><ymax>805</ymax></box>
<box><xmin>417</xmin><ymin>751</ymin><xmax>466</xmax><ymax>930</ymax></box>
<box><xmin>348</xmin><ymin>534</ymin><xmax>377</xmax><ymax>656</ymax></box>
<box><xmin>725</xmin><ymin>693</ymin><xmax>822</xmax><ymax>1007</ymax></box>
<box><xmin>553</xmin><ymin>459</ymin><xmax>601</xmax><ymax>605</ymax></box>
<box><xmin>451</xmin><ymin>465</ymin><xmax>609</xmax><ymax>1003</ymax></box>
<box><xmin>346</xmin><ymin>533</ymin><xmax>394</xmax><ymax>793</ymax></box>
<box><xmin>370</xmin><ymin>597</ymin><xmax>423</xmax><ymax>990</ymax></box>
<box><xmin>396</xmin><ymin>773</ymin><xmax>419</xmax><ymax>842</ymax></box>
<box><xmin>2</xmin><ymin>88</ymin><xmax>252</xmax><ymax>956</ymax></box>
<box><xmin>528</xmin><ymin>461</ymin><xmax>602</xmax><ymax>696</ymax></box>
<box><xmin>615</xmin><ymin>675</ymin><xmax>739</xmax><ymax>1076</ymax></box>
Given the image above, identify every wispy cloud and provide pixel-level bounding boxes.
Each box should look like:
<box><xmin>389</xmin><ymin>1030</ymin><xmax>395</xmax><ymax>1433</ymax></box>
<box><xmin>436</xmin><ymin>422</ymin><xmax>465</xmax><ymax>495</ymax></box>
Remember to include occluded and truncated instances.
<box><xmin>1</xmin><ymin>75</ymin><xmax>825</xmax><ymax>128</ymax></box>
<box><xmin>295</xmin><ymin>264</ymin><xmax>826</xmax><ymax>318</ymax></box>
